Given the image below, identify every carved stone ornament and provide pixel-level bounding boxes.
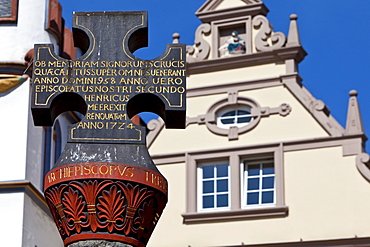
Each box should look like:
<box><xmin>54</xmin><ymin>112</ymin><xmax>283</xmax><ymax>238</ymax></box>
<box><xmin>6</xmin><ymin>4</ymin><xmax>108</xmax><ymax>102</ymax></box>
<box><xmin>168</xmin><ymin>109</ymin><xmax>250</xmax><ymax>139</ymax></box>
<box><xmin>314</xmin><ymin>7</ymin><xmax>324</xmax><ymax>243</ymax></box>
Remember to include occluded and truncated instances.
<box><xmin>187</xmin><ymin>23</ymin><xmax>211</xmax><ymax>62</ymax></box>
<box><xmin>187</xmin><ymin>94</ymin><xmax>291</xmax><ymax>141</ymax></box>
<box><xmin>30</xmin><ymin>11</ymin><xmax>186</xmax><ymax>247</ymax></box>
<box><xmin>253</xmin><ymin>15</ymin><xmax>286</xmax><ymax>52</ymax></box>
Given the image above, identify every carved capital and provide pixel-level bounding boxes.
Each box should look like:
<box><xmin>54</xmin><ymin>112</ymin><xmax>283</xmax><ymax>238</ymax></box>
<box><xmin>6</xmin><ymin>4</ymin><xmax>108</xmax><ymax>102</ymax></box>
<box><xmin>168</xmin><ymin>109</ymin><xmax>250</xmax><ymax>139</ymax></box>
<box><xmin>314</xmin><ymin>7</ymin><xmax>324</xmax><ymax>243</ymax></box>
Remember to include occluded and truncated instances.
<box><xmin>44</xmin><ymin>163</ymin><xmax>167</xmax><ymax>247</ymax></box>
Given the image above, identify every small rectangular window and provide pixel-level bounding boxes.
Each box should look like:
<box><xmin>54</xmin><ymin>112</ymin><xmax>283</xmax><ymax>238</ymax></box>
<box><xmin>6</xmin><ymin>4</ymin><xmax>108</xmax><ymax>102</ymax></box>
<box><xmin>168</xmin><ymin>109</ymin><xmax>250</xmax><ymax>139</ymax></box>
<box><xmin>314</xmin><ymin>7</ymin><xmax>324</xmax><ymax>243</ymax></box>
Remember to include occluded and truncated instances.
<box><xmin>242</xmin><ymin>157</ymin><xmax>275</xmax><ymax>207</ymax></box>
<box><xmin>198</xmin><ymin>162</ymin><xmax>230</xmax><ymax>211</ymax></box>
<box><xmin>0</xmin><ymin>0</ymin><xmax>18</xmax><ymax>23</ymax></box>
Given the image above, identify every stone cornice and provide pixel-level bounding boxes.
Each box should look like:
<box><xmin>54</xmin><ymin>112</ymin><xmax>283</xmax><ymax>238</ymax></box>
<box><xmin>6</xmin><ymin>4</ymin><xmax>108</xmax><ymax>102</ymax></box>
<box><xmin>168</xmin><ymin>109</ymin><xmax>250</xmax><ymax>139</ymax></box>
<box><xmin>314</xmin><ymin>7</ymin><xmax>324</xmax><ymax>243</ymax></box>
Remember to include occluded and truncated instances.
<box><xmin>187</xmin><ymin>74</ymin><xmax>298</xmax><ymax>98</ymax></box>
<box><xmin>228</xmin><ymin>237</ymin><xmax>370</xmax><ymax>247</ymax></box>
<box><xmin>187</xmin><ymin>46</ymin><xmax>307</xmax><ymax>75</ymax></box>
<box><xmin>0</xmin><ymin>180</ymin><xmax>48</xmax><ymax>208</ymax></box>
<box><xmin>182</xmin><ymin>206</ymin><xmax>288</xmax><ymax>223</ymax></box>
<box><xmin>151</xmin><ymin>134</ymin><xmax>367</xmax><ymax>165</ymax></box>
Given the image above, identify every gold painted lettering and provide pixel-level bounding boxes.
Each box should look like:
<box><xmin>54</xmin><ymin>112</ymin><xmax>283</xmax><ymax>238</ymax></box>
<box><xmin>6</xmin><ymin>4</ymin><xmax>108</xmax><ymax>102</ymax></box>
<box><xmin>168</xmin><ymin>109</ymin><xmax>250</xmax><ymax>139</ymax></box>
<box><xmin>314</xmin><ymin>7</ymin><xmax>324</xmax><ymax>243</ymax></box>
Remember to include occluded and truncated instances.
<box><xmin>99</xmin><ymin>165</ymin><xmax>109</xmax><ymax>175</ymax></box>
<box><xmin>91</xmin><ymin>165</ymin><xmax>99</xmax><ymax>175</ymax></box>
<box><xmin>109</xmin><ymin>165</ymin><xmax>117</xmax><ymax>175</ymax></box>
<box><xmin>84</xmin><ymin>165</ymin><xmax>91</xmax><ymax>175</ymax></box>
<box><xmin>126</xmin><ymin>167</ymin><xmax>134</xmax><ymax>177</ymax></box>
<box><xmin>117</xmin><ymin>166</ymin><xmax>127</xmax><ymax>176</ymax></box>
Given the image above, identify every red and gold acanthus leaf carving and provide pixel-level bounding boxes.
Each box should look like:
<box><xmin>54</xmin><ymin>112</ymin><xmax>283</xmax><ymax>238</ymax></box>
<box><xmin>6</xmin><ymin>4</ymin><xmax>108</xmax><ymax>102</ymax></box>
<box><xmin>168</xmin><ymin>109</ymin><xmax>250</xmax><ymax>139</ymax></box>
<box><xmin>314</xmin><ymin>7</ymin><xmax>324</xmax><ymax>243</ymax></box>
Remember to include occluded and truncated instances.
<box><xmin>45</xmin><ymin>185</ymin><xmax>69</xmax><ymax>236</ymax></box>
<box><xmin>136</xmin><ymin>199</ymin><xmax>156</xmax><ymax>239</ymax></box>
<box><xmin>63</xmin><ymin>187</ymin><xmax>87</xmax><ymax>233</ymax></box>
<box><xmin>44</xmin><ymin>179</ymin><xmax>167</xmax><ymax>246</ymax></box>
<box><xmin>116</xmin><ymin>182</ymin><xmax>155</xmax><ymax>236</ymax></box>
<box><xmin>97</xmin><ymin>185</ymin><xmax>126</xmax><ymax>232</ymax></box>
<box><xmin>70</xmin><ymin>180</ymin><xmax>112</xmax><ymax>232</ymax></box>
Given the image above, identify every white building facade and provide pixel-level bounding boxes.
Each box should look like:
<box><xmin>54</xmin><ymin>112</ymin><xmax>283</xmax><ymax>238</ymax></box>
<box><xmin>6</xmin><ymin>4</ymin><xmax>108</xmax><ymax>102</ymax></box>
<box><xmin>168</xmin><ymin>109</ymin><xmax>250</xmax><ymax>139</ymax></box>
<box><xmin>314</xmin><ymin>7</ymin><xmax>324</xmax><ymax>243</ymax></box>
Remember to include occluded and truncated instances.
<box><xmin>0</xmin><ymin>0</ymin><xmax>74</xmax><ymax>246</ymax></box>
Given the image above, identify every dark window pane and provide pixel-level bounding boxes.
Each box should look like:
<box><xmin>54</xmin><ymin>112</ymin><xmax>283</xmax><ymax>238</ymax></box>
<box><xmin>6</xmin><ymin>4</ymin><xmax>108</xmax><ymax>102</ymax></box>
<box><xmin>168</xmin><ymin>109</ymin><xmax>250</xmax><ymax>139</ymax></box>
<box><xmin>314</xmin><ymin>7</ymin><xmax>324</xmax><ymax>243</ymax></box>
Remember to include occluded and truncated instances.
<box><xmin>237</xmin><ymin>116</ymin><xmax>252</xmax><ymax>123</ymax></box>
<box><xmin>202</xmin><ymin>166</ymin><xmax>214</xmax><ymax>179</ymax></box>
<box><xmin>237</xmin><ymin>110</ymin><xmax>250</xmax><ymax>115</ymax></box>
<box><xmin>217</xmin><ymin>194</ymin><xmax>228</xmax><ymax>207</ymax></box>
<box><xmin>222</xmin><ymin>111</ymin><xmax>236</xmax><ymax>117</ymax></box>
<box><xmin>203</xmin><ymin>195</ymin><xmax>214</xmax><ymax>208</ymax></box>
<box><xmin>262</xmin><ymin>177</ymin><xmax>274</xmax><ymax>189</ymax></box>
<box><xmin>217</xmin><ymin>179</ymin><xmax>228</xmax><ymax>192</ymax></box>
<box><xmin>217</xmin><ymin>164</ymin><xmax>228</xmax><ymax>177</ymax></box>
<box><xmin>247</xmin><ymin>178</ymin><xmax>259</xmax><ymax>190</ymax></box>
<box><xmin>203</xmin><ymin>181</ymin><xmax>214</xmax><ymax>193</ymax></box>
<box><xmin>262</xmin><ymin>191</ymin><xmax>274</xmax><ymax>204</ymax></box>
<box><xmin>221</xmin><ymin>118</ymin><xmax>235</xmax><ymax>125</ymax></box>
<box><xmin>247</xmin><ymin>192</ymin><xmax>259</xmax><ymax>205</ymax></box>
<box><xmin>247</xmin><ymin>164</ymin><xmax>260</xmax><ymax>176</ymax></box>
<box><xmin>262</xmin><ymin>163</ymin><xmax>274</xmax><ymax>175</ymax></box>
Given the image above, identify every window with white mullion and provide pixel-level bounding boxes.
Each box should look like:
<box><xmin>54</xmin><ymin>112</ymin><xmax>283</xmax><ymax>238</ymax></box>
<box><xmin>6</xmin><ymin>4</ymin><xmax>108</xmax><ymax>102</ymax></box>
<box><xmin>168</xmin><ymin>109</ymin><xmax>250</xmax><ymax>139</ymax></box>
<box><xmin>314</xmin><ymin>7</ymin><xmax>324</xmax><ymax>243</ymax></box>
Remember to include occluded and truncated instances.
<box><xmin>217</xmin><ymin>106</ymin><xmax>253</xmax><ymax>129</ymax></box>
<box><xmin>198</xmin><ymin>162</ymin><xmax>230</xmax><ymax>211</ymax></box>
<box><xmin>243</xmin><ymin>158</ymin><xmax>275</xmax><ymax>207</ymax></box>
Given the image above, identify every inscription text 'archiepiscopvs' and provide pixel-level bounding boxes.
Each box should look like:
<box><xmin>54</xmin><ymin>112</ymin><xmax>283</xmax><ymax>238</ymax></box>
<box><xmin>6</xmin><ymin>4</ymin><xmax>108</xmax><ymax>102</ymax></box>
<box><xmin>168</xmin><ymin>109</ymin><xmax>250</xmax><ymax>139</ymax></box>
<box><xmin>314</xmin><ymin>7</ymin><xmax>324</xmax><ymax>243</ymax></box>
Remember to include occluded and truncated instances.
<box><xmin>45</xmin><ymin>162</ymin><xmax>168</xmax><ymax>194</ymax></box>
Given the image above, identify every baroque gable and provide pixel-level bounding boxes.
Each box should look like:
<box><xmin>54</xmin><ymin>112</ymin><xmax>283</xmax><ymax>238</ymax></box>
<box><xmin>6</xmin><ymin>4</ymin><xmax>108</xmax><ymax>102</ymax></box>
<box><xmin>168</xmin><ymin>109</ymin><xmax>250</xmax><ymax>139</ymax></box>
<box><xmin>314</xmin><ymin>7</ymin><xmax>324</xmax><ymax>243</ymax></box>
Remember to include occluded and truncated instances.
<box><xmin>187</xmin><ymin>2</ymin><xmax>301</xmax><ymax>64</ymax></box>
<box><xmin>196</xmin><ymin>0</ymin><xmax>265</xmax><ymax>19</ymax></box>
<box><xmin>197</xmin><ymin>0</ymin><xmax>262</xmax><ymax>13</ymax></box>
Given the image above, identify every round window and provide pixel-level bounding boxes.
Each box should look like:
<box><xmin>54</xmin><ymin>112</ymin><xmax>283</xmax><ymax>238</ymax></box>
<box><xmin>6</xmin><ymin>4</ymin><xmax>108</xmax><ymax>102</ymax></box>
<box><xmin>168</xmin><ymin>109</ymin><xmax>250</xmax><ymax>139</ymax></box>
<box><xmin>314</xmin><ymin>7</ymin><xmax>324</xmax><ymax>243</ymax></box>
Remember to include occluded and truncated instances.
<box><xmin>216</xmin><ymin>106</ymin><xmax>253</xmax><ymax>129</ymax></box>
<box><xmin>205</xmin><ymin>97</ymin><xmax>261</xmax><ymax>138</ymax></box>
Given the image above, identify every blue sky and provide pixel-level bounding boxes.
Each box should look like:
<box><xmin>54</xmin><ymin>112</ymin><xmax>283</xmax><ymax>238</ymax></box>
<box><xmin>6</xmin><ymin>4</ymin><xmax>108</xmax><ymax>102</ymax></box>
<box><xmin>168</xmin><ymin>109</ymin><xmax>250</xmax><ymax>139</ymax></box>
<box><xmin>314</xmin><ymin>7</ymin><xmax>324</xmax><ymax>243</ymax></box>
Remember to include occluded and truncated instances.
<box><xmin>59</xmin><ymin>0</ymin><xmax>370</xmax><ymax>152</ymax></box>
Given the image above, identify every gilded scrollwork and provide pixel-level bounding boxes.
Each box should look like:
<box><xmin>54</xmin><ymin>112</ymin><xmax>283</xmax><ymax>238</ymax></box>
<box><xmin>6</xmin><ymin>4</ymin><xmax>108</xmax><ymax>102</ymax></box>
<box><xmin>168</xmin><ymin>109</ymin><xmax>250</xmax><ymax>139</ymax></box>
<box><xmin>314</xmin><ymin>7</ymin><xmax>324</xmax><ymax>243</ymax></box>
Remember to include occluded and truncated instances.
<box><xmin>253</xmin><ymin>15</ymin><xmax>286</xmax><ymax>52</ymax></box>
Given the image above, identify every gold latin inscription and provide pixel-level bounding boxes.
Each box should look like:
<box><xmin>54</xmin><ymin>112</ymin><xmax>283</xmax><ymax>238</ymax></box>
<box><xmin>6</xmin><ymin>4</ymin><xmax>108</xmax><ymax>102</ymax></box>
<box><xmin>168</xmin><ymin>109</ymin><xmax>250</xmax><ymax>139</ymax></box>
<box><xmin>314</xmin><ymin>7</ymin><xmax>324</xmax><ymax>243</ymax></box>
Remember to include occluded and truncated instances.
<box><xmin>47</xmin><ymin>164</ymin><xmax>134</xmax><ymax>183</ymax></box>
<box><xmin>144</xmin><ymin>170</ymin><xmax>168</xmax><ymax>192</ymax></box>
<box><xmin>34</xmin><ymin>59</ymin><xmax>185</xmax><ymax>134</ymax></box>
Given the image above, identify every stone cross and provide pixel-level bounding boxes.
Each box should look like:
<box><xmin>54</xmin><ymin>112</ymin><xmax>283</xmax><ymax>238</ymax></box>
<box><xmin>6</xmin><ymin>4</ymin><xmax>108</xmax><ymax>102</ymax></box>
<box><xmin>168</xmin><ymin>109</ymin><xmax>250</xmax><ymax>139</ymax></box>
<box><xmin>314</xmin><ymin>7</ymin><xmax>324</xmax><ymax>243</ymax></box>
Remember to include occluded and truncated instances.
<box><xmin>31</xmin><ymin>11</ymin><xmax>186</xmax><ymax>144</ymax></box>
<box><xmin>30</xmin><ymin>12</ymin><xmax>186</xmax><ymax>247</ymax></box>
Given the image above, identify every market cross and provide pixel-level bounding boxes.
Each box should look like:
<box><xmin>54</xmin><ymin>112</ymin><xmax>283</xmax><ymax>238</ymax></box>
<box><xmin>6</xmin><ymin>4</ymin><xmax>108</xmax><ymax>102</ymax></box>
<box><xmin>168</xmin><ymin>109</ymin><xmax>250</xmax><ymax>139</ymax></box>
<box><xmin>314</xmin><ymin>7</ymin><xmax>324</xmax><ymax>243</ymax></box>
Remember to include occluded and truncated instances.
<box><xmin>31</xmin><ymin>11</ymin><xmax>186</xmax><ymax>144</ymax></box>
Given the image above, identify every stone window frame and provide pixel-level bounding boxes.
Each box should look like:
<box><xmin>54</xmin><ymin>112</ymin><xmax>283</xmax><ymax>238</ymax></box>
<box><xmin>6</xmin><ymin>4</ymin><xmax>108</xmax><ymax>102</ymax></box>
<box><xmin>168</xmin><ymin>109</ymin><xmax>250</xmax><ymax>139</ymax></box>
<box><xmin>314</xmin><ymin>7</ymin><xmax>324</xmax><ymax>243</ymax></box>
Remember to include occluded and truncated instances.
<box><xmin>211</xmin><ymin>16</ymin><xmax>253</xmax><ymax>58</ymax></box>
<box><xmin>216</xmin><ymin>104</ymin><xmax>253</xmax><ymax>129</ymax></box>
<box><xmin>241</xmin><ymin>156</ymin><xmax>276</xmax><ymax>208</ymax></box>
<box><xmin>182</xmin><ymin>144</ymin><xmax>287</xmax><ymax>224</ymax></box>
<box><xmin>0</xmin><ymin>0</ymin><xmax>18</xmax><ymax>23</ymax></box>
<box><xmin>197</xmin><ymin>160</ymin><xmax>231</xmax><ymax>212</ymax></box>
<box><xmin>205</xmin><ymin>96</ymin><xmax>262</xmax><ymax>140</ymax></box>
<box><xmin>187</xmin><ymin>92</ymin><xmax>291</xmax><ymax>141</ymax></box>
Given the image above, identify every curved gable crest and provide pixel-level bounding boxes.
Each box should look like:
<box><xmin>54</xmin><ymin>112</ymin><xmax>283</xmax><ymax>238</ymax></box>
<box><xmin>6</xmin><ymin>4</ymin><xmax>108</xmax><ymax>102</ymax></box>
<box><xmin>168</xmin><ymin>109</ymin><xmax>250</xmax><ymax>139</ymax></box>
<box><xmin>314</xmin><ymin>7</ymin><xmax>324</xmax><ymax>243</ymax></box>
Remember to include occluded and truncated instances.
<box><xmin>197</xmin><ymin>0</ymin><xmax>263</xmax><ymax>12</ymax></box>
<box><xmin>195</xmin><ymin>0</ymin><xmax>268</xmax><ymax>23</ymax></box>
